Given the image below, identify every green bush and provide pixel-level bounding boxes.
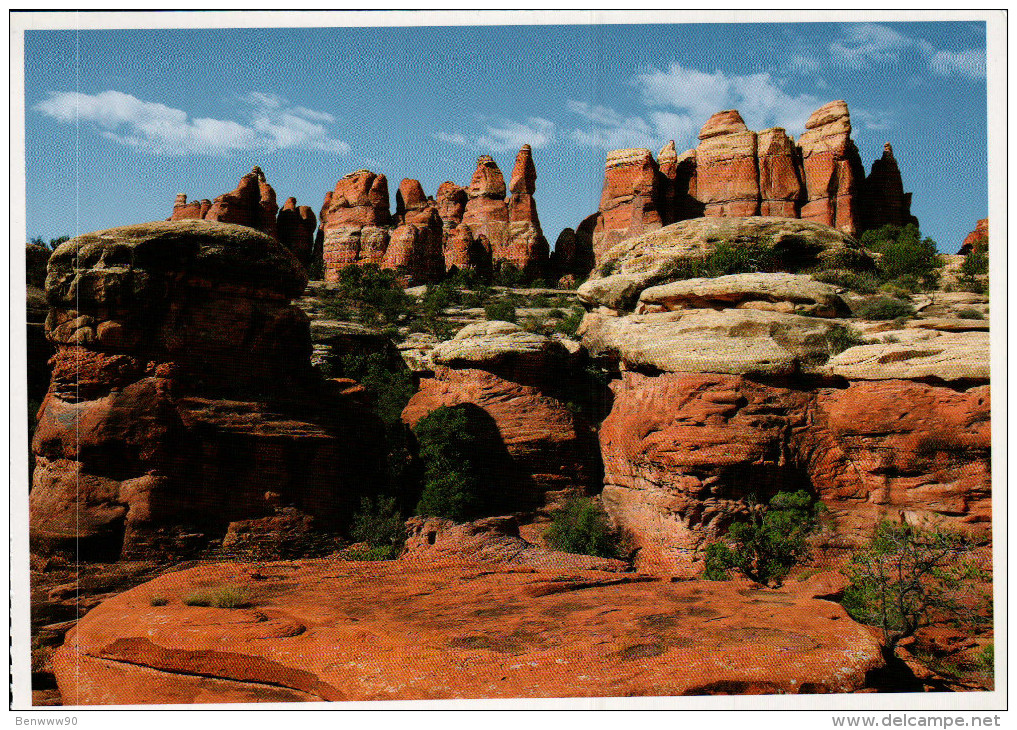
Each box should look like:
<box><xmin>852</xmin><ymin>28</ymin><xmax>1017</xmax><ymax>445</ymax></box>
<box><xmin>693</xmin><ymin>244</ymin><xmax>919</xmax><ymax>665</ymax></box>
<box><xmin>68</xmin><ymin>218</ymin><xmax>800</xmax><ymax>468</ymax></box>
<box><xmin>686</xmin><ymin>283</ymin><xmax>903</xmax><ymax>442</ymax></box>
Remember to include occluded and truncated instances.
<box><xmin>343</xmin><ymin>544</ymin><xmax>398</xmax><ymax>561</ymax></box>
<box><xmin>149</xmin><ymin>596</ymin><xmax>169</xmax><ymax>607</ymax></box>
<box><xmin>663</xmin><ymin>242</ymin><xmax>781</xmax><ymax>281</ymax></box>
<box><xmin>493</xmin><ymin>261</ymin><xmax>525</xmax><ymax>287</ymax></box>
<box><xmin>812</xmin><ymin>270</ymin><xmax>880</xmax><ymax>294</ymax></box>
<box><xmin>182</xmin><ymin>585</ymin><xmax>252</xmax><ymax>608</ymax></box>
<box><xmin>413</xmin><ymin>406</ymin><xmax>488</xmax><ymax>521</ymax></box>
<box><xmin>702</xmin><ymin>490</ymin><xmax>825</xmax><ymax>587</ymax></box>
<box><xmin>956</xmin><ymin>308</ymin><xmax>985</xmax><ymax>320</ymax></box>
<box><xmin>860</xmin><ymin>224</ymin><xmax>942</xmax><ymax>291</ymax></box>
<box><xmin>842</xmin><ymin>520</ymin><xmax>990</xmax><ymax>649</ymax></box>
<box><xmin>544</xmin><ymin>496</ymin><xmax>620</xmax><ymax>559</ymax></box>
<box><xmin>554</xmin><ymin>307</ymin><xmax>585</xmax><ymax>338</ymax></box>
<box><xmin>484</xmin><ymin>298</ymin><xmax>517</xmax><ymax>323</ymax></box>
<box><xmin>350</xmin><ymin>495</ymin><xmax>406</xmax><ymax>556</ymax></box>
<box><xmin>856</xmin><ymin>296</ymin><xmax>916</xmax><ymax>321</ymax></box>
<box><xmin>321</xmin><ymin>264</ymin><xmax>412</xmax><ymax>327</ymax></box>
<box><xmin>823</xmin><ymin>324</ymin><xmax>865</xmax><ymax>356</ymax></box>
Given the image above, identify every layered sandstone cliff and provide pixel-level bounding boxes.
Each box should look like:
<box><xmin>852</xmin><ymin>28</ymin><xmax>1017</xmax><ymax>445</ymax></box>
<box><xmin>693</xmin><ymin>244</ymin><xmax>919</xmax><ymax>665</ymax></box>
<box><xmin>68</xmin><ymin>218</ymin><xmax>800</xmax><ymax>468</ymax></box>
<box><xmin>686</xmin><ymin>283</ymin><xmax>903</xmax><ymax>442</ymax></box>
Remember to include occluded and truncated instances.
<box><xmin>29</xmin><ymin>220</ymin><xmax>384</xmax><ymax>560</ymax></box>
<box><xmin>580</xmin><ymin>100</ymin><xmax>919</xmax><ymax>267</ymax></box>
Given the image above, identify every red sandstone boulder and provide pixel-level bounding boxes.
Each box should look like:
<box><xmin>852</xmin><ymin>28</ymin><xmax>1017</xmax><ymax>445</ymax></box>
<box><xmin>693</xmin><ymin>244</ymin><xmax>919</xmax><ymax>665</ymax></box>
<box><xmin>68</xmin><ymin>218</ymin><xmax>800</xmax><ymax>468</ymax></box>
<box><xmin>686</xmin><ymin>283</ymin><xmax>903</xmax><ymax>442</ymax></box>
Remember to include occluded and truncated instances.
<box><xmin>466</xmin><ymin>154</ymin><xmax>506</xmax><ymax>199</ymax></box>
<box><xmin>599</xmin><ymin>372</ymin><xmax>990</xmax><ymax>576</ymax></box>
<box><xmin>52</xmin><ymin>559</ymin><xmax>884</xmax><ymax>704</ymax></box>
<box><xmin>171</xmin><ymin>167</ymin><xmax>280</xmax><ymax>240</ymax></box>
<box><xmin>757</xmin><ymin>128</ymin><xmax>803</xmax><ymax>217</ymax></box>
<box><xmin>395</xmin><ymin>178</ymin><xmax>428</xmax><ymax>219</ymax></box>
<box><xmin>276</xmin><ymin>197</ymin><xmax>316</xmax><ymax>268</ymax></box>
<box><xmin>463</xmin><ymin>157</ymin><xmax>510</xmax><ymax>264</ymax></box>
<box><xmin>320</xmin><ymin>170</ymin><xmax>392</xmax><ymax>281</ymax></box>
<box><xmin>959</xmin><ymin>218</ymin><xmax>989</xmax><ymax>255</ymax></box>
<box><xmin>862</xmin><ymin>143</ymin><xmax>917</xmax><ymax>230</ymax></box>
<box><xmin>403</xmin><ymin>322</ymin><xmax>600</xmax><ymax>508</ymax></box>
<box><xmin>797</xmin><ymin>101</ymin><xmax>865</xmax><ymax>236</ymax></box>
<box><xmin>509</xmin><ymin>143</ymin><xmax>537</xmax><ymax>194</ymax></box>
<box><xmin>592</xmin><ymin>148</ymin><xmax>663</xmax><ymax>264</ymax></box>
<box><xmin>695</xmin><ymin>110</ymin><xmax>760</xmax><ymax>218</ymax></box>
<box><xmin>435</xmin><ymin>181</ymin><xmax>467</xmax><ymax>226</ymax></box>
<box><xmin>30</xmin><ymin>221</ymin><xmax>384</xmax><ymax>560</ymax></box>
<box><xmin>445</xmin><ymin>223</ymin><xmax>490</xmax><ymax>274</ymax></box>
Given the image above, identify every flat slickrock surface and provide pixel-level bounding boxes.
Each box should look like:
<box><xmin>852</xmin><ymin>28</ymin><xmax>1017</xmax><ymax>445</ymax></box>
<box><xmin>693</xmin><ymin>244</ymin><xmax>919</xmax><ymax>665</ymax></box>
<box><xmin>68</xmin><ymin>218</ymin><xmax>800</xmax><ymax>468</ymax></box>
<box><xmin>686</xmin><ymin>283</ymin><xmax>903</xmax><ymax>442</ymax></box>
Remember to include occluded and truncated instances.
<box><xmin>54</xmin><ymin>560</ymin><xmax>882</xmax><ymax>705</ymax></box>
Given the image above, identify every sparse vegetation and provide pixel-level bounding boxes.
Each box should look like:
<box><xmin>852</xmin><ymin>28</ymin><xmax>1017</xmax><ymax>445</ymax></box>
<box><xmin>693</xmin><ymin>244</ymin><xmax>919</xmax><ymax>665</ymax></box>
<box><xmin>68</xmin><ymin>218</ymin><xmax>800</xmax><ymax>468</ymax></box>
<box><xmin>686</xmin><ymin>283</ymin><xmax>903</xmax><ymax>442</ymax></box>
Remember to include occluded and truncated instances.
<box><xmin>958</xmin><ymin>248</ymin><xmax>989</xmax><ymax>294</ymax></box>
<box><xmin>662</xmin><ymin>242</ymin><xmax>781</xmax><ymax>281</ymax></box>
<box><xmin>342</xmin><ymin>544</ymin><xmax>398</xmax><ymax>561</ymax></box>
<box><xmin>544</xmin><ymin>496</ymin><xmax>621</xmax><ymax>559</ymax></box>
<box><xmin>182</xmin><ymin>585</ymin><xmax>252</xmax><ymax>609</ymax></box>
<box><xmin>855</xmin><ymin>296</ymin><xmax>916</xmax><ymax>321</ymax></box>
<box><xmin>823</xmin><ymin>323</ymin><xmax>865</xmax><ymax>356</ymax></box>
<box><xmin>812</xmin><ymin>269</ymin><xmax>880</xmax><ymax>294</ymax></box>
<box><xmin>319</xmin><ymin>264</ymin><xmax>413</xmax><ymax>327</ymax></box>
<box><xmin>149</xmin><ymin>596</ymin><xmax>169</xmax><ymax>607</ymax></box>
<box><xmin>554</xmin><ymin>306</ymin><xmax>586</xmax><ymax>338</ymax></box>
<box><xmin>29</xmin><ymin>235</ymin><xmax>70</xmax><ymax>250</ymax></box>
<box><xmin>413</xmin><ymin>406</ymin><xmax>487</xmax><ymax>521</ymax></box>
<box><xmin>350</xmin><ymin>495</ymin><xmax>406</xmax><ymax>558</ymax></box>
<box><xmin>702</xmin><ymin>490</ymin><xmax>826</xmax><ymax>587</ymax></box>
<box><xmin>956</xmin><ymin>308</ymin><xmax>985</xmax><ymax>320</ymax></box>
<box><xmin>484</xmin><ymin>298</ymin><xmax>517</xmax><ymax>323</ymax></box>
<box><xmin>860</xmin><ymin>223</ymin><xmax>943</xmax><ymax>292</ymax></box>
<box><xmin>842</xmin><ymin>520</ymin><xmax>990</xmax><ymax>650</ymax></box>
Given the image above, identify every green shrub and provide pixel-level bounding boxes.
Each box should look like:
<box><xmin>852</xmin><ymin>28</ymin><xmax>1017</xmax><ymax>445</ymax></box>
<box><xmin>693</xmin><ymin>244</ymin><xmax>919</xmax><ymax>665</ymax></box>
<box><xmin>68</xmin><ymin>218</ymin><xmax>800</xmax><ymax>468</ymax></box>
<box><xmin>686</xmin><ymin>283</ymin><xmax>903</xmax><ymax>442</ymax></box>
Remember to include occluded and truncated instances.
<box><xmin>823</xmin><ymin>324</ymin><xmax>865</xmax><ymax>356</ymax></box>
<box><xmin>812</xmin><ymin>270</ymin><xmax>880</xmax><ymax>294</ymax></box>
<box><xmin>484</xmin><ymin>298</ymin><xmax>517</xmax><ymax>323</ymax></box>
<box><xmin>856</xmin><ymin>296</ymin><xmax>916</xmax><ymax>321</ymax></box>
<box><xmin>956</xmin><ymin>308</ymin><xmax>985</xmax><ymax>320</ymax></box>
<box><xmin>520</xmin><ymin>315</ymin><xmax>549</xmax><ymax>334</ymax></box>
<box><xmin>554</xmin><ymin>307</ymin><xmax>585</xmax><ymax>338</ymax></box>
<box><xmin>149</xmin><ymin>596</ymin><xmax>169</xmax><ymax>607</ymax></box>
<box><xmin>663</xmin><ymin>242</ymin><xmax>781</xmax><ymax>281</ymax></box>
<box><xmin>842</xmin><ymin>520</ymin><xmax>990</xmax><ymax>649</ymax></box>
<box><xmin>342</xmin><ymin>544</ymin><xmax>398</xmax><ymax>561</ymax></box>
<box><xmin>413</xmin><ymin>406</ymin><xmax>488</xmax><ymax>521</ymax></box>
<box><xmin>960</xmin><ymin>248</ymin><xmax>989</xmax><ymax>278</ymax></box>
<box><xmin>350</xmin><ymin>495</ymin><xmax>406</xmax><ymax>556</ymax></box>
<box><xmin>703</xmin><ymin>542</ymin><xmax>735</xmax><ymax>581</ymax></box>
<box><xmin>860</xmin><ymin>224</ymin><xmax>943</xmax><ymax>291</ymax></box>
<box><xmin>701</xmin><ymin>490</ymin><xmax>825</xmax><ymax>587</ymax></box>
<box><xmin>321</xmin><ymin>264</ymin><xmax>412</xmax><ymax>327</ymax></box>
<box><xmin>493</xmin><ymin>262</ymin><xmax>525</xmax><ymax>287</ymax></box>
<box><xmin>182</xmin><ymin>585</ymin><xmax>252</xmax><ymax>608</ymax></box>
<box><xmin>544</xmin><ymin>496</ymin><xmax>620</xmax><ymax>559</ymax></box>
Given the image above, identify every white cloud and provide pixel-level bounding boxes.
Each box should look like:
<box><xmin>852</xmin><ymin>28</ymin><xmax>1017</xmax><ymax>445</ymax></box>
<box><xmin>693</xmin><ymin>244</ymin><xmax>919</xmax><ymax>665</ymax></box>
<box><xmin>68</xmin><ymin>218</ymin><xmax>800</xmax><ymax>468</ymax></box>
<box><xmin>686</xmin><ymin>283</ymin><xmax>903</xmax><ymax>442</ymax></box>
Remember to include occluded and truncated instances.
<box><xmin>929</xmin><ymin>48</ymin><xmax>986</xmax><ymax>80</ymax></box>
<box><xmin>791</xmin><ymin>24</ymin><xmax>985</xmax><ymax>81</ymax></box>
<box><xmin>566</xmin><ymin>100</ymin><xmax>658</xmax><ymax>150</ymax></box>
<box><xmin>829</xmin><ymin>23</ymin><xmax>912</xmax><ymax>67</ymax></box>
<box><xmin>434</xmin><ymin>116</ymin><xmax>556</xmax><ymax>152</ymax></box>
<box><xmin>35</xmin><ymin>90</ymin><xmax>350</xmax><ymax>156</ymax></box>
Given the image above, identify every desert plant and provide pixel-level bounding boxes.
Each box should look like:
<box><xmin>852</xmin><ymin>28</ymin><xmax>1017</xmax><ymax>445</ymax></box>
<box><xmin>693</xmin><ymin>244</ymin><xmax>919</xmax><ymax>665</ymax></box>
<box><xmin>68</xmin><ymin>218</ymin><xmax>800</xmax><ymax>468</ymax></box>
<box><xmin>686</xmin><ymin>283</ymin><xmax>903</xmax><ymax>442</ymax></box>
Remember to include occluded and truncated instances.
<box><xmin>855</xmin><ymin>296</ymin><xmax>916</xmax><ymax>321</ymax></box>
<box><xmin>350</xmin><ymin>495</ymin><xmax>406</xmax><ymax>556</ymax></box>
<box><xmin>812</xmin><ymin>269</ymin><xmax>880</xmax><ymax>294</ymax></box>
<box><xmin>413</xmin><ymin>406</ymin><xmax>489</xmax><ymax>521</ymax></box>
<box><xmin>823</xmin><ymin>323</ymin><xmax>865</xmax><ymax>356</ymax></box>
<box><xmin>149</xmin><ymin>596</ymin><xmax>169</xmax><ymax>607</ymax></box>
<box><xmin>842</xmin><ymin>520</ymin><xmax>990</xmax><ymax>649</ymax></box>
<box><xmin>182</xmin><ymin>585</ymin><xmax>252</xmax><ymax>609</ymax></box>
<box><xmin>484</xmin><ymin>298</ymin><xmax>517</xmax><ymax>323</ymax></box>
<box><xmin>860</xmin><ymin>223</ymin><xmax>943</xmax><ymax>291</ymax></box>
<box><xmin>554</xmin><ymin>306</ymin><xmax>586</xmax><ymax>338</ymax></box>
<box><xmin>342</xmin><ymin>544</ymin><xmax>398</xmax><ymax>561</ymax></box>
<box><xmin>493</xmin><ymin>261</ymin><xmax>525</xmax><ymax>287</ymax></box>
<box><xmin>544</xmin><ymin>496</ymin><xmax>620</xmax><ymax>559</ymax></box>
<box><xmin>702</xmin><ymin>490</ymin><xmax>826</xmax><ymax>587</ymax></box>
<box><xmin>956</xmin><ymin>308</ymin><xmax>985</xmax><ymax>320</ymax></box>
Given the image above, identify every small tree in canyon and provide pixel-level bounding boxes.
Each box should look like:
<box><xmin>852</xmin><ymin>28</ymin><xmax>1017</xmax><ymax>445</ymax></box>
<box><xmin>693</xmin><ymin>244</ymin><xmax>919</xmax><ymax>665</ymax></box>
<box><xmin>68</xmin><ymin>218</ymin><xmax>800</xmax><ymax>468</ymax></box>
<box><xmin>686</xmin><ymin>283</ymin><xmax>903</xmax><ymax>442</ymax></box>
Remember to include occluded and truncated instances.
<box><xmin>703</xmin><ymin>490</ymin><xmax>826</xmax><ymax>587</ymax></box>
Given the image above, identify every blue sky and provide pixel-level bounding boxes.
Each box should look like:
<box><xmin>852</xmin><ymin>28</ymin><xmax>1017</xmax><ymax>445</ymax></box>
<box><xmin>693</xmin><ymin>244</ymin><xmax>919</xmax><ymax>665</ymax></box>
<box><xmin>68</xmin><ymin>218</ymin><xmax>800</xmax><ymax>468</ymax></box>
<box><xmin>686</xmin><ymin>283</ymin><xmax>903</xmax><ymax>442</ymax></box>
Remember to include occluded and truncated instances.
<box><xmin>24</xmin><ymin>20</ymin><xmax>988</xmax><ymax>252</ymax></box>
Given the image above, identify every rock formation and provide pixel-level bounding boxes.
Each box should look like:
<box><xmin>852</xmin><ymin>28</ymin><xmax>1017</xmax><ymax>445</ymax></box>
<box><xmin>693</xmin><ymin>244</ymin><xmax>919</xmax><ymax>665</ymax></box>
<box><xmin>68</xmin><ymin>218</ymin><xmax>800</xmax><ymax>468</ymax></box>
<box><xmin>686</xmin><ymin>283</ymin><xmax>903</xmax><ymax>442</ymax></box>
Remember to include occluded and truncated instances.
<box><xmin>402</xmin><ymin>321</ymin><xmax>601</xmax><ymax>510</ymax></box>
<box><xmin>959</xmin><ymin>218</ymin><xmax>989</xmax><ymax>255</ymax></box>
<box><xmin>505</xmin><ymin>145</ymin><xmax>549</xmax><ymax>278</ymax></box>
<box><xmin>577</xmin><ymin>218</ymin><xmax>990</xmax><ymax>576</ymax></box>
<box><xmin>581</xmin><ymin>100</ymin><xmax>917</xmax><ymax>267</ymax></box>
<box><xmin>861</xmin><ymin>143</ymin><xmax>918</xmax><ymax>231</ymax></box>
<box><xmin>276</xmin><ymin>197</ymin><xmax>316</xmax><ymax>268</ymax></box>
<box><xmin>29</xmin><ymin>220</ymin><xmax>383</xmax><ymax>560</ymax></box>
<box><xmin>53</xmin><ymin>559</ymin><xmax>883</xmax><ymax>703</ymax></box>
<box><xmin>695</xmin><ymin>110</ymin><xmax>761</xmax><ymax>218</ymax></box>
<box><xmin>26</xmin><ymin>243</ymin><xmax>52</xmax><ymax>402</ymax></box>
<box><xmin>315</xmin><ymin>147</ymin><xmax>548</xmax><ymax>283</ymax></box>
<box><xmin>319</xmin><ymin>169</ymin><xmax>392</xmax><ymax>281</ymax></box>
<box><xmin>171</xmin><ymin>167</ymin><xmax>279</xmax><ymax>240</ymax></box>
